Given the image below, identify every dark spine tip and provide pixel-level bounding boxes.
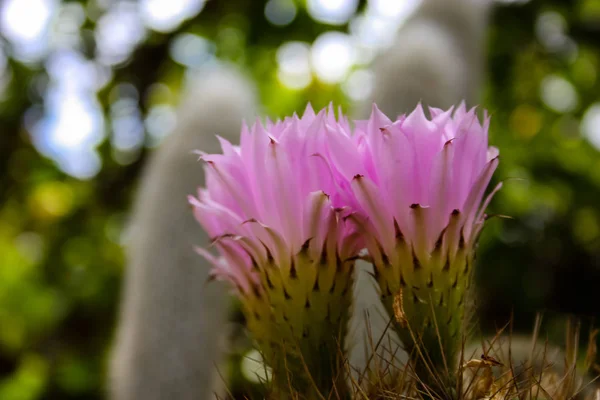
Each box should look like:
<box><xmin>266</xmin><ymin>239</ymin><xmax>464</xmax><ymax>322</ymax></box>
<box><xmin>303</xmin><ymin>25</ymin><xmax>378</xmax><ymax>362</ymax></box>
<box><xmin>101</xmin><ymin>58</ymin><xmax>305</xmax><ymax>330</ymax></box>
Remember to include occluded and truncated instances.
<box><xmin>451</xmin><ymin>209</ymin><xmax>460</xmax><ymax>216</ymax></box>
<box><xmin>381</xmin><ymin>251</ymin><xmax>390</xmax><ymax>268</ymax></box>
<box><xmin>283</xmin><ymin>288</ymin><xmax>291</xmax><ymax>300</ymax></box>
<box><xmin>312</xmin><ymin>276</ymin><xmax>320</xmax><ymax>292</ymax></box>
<box><xmin>329</xmin><ymin>280</ymin><xmax>336</xmax><ymax>294</ymax></box>
<box><xmin>427</xmin><ymin>274</ymin><xmax>433</xmax><ymax>288</ymax></box>
<box><xmin>412</xmin><ymin>251</ymin><xmax>421</xmax><ymax>270</ymax></box>
<box><xmin>353</xmin><ymin>174</ymin><xmax>364</xmax><ymax>180</ymax></box>
<box><xmin>289</xmin><ymin>260</ymin><xmax>298</xmax><ymax>279</ymax></box>
<box><xmin>304</xmin><ymin>298</ymin><xmax>311</xmax><ymax>309</ymax></box>
<box><xmin>265</xmin><ymin>247</ymin><xmax>274</xmax><ymax>263</ymax></box>
<box><xmin>265</xmin><ymin>272</ymin><xmax>274</xmax><ymax>289</ymax></box>
<box><xmin>253</xmin><ymin>311</ymin><xmax>261</xmax><ymax>321</ymax></box>
<box><xmin>400</xmin><ymin>275</ymin><xmax>406</xmax><ymax>287</ymax></box>
<box><xmin>412</xmin><ymin>293</ymin><xmax>420</xmax><ymax>304</ymax></box>
<box><xmin>335</xmin><ymin>252</ymin><xmax>343</xmax><ymax>272</ymax></box>
<box><xmin>434</xmin><ymin>228</ymin><xmax>446</xmax><ymax>251</ymax></box>
<box><xmin>319</xmin><ymin>247</ymin><xmax>329</xmax><ymax>266</ymax></box>
<box><xmin>252</xmin><ymin>284</ymin><xmax>262</xmax><ymax>299</ymax></box>
<box><xmin>410</xmin><ymin>203</ymin><xmax>420</xmax><ymax>209</ymax></box>
<box><xmin>300</xmin><ymin>237</ymin><xmax>312</xmax><ymax>253</ymax></box>
<box><xmin>442</xmin><ymin>260</ymin><xmax>450</xmax><ymax>272</ymax></box>
<box><xmin>394</xmin><ymin>219</ymin><xmax>404</xmax><ymax>240</ymax></box>
<box><xmin>341</xmin><ymin>283</ymin><xmax>350</xmax><ymax>296</ymax></box>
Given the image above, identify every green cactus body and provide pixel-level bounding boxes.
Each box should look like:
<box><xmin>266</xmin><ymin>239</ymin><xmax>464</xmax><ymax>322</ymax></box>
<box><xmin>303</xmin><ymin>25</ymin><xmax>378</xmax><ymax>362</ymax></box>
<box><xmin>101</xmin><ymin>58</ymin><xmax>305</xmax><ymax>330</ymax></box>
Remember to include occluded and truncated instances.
<box><xmin>241</xmin><ymin>240</ymin><xmax>355</xmax><ymax>399</ymax></box>
<box><xmin>372</xmin><ymin>210</ymin><xmax>477</xmax><ymax>398</ymax></box>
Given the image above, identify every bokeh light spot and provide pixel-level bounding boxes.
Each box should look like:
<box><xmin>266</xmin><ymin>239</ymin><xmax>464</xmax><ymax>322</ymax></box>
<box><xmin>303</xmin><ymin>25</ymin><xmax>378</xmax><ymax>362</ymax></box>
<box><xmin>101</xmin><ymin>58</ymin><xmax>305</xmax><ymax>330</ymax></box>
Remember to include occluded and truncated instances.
<box><xmin>307</xmin><ymin>0</ymin><xmax>358</xmax><ymax>25</ymax></box>
<box><xmin>368</xmin><ymin>0</ymin><xmax>421</xmax><ymax>20</ymax></box>
<box><xmin>540</xmin><ymin>75</ymin><xmax>579</xmax><ymax>113</ymax></box>
<box><xmin>311</xmin><ymin>32</ymin><xmax>355</xmax><ymax>84</ymax></box>
<box><xmin>146</xmin><ymin>105</ymin><xmax>177</xmax><ymax>147</ymax></box>
<box><xmin>277</xmin><ymin>41</ymin><xmax>312</xmax><ymax>90</ymax></box>
<box><xmin>581</xmin><ymin>103</ymin><xmax>600</xmax><ymax>150</ymax></box>
<box><xmin>111</xmin><ymin>99</ymin><xmax>145</xmax><ymax>152</ymax></box>
<box><xmin>32</xmin><ymin>51</ymin><xmax>106</xmax><ymax>179</ymax></box>
<box><xmin>0</xmin><ymin>0</ymin><xmax>55</xmax><ymax>61</ymax></box>
<box><xmin>140</xmin><ymin>0</ymin><xmax>206</xmax><ymax>32</ymax></box>
<box><xmin>170</xmin><ymin>33</ymin><xmax>215</xmax><ymax>68</ymax></box>
<box><xmin>54</xmin><ymin>2</ymin><xmax>86</xmax><ymax>49</ymax></box>
<box><xmin>95</xmin><ymin>2</ymin><xmax>146</xmax><ymax>66</ymax></box>
<box><xmin>342</xmin><ymin>69</ymin><xmax>374</xmax><ymax>100</ymax></box>
<box><xmin>535</xmin><ymin>11</ymin><xmax>568</xmax><ymax>52</ymax></box>
<box><xmin>44</xmin><ymin>94</ymin><xmax>102</xmax><ymax>150</ymax></box>
<box><xmin>265</xmin><ymin>0</ymin><xmax>297</xmax><ymax>26</ymax></box>
<box><xmin>29</xmin><ymin>182</ymin><xmax>75</xmax><ymax>220</ymax></box>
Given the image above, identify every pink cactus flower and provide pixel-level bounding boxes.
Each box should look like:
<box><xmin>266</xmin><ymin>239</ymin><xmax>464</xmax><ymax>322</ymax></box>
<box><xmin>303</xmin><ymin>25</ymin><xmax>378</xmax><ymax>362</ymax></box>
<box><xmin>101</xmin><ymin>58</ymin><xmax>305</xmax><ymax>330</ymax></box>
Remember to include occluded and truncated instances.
<box><xmin>190</xmin><ymin>101</ymin><xmax>500</xmax><ymax>394</ymax></box>
<box><xmin>324</xmin><ymin>103</ymin><xmax>500</xmax><ymax>388</ymax></box>
<box><xmin>189</xmin><ymin>104</ymin><xmax>361</xmax><ymax>397</ymax></box>
<box><xmin>325</xmin><ymin>103</ymin><xmax>499</xmax><ymax>281</ymax></box>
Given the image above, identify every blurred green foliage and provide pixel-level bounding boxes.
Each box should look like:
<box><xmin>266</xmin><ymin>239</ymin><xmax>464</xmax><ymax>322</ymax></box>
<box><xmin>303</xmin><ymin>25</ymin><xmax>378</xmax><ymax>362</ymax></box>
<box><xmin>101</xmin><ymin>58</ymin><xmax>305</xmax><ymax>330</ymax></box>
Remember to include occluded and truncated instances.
<box><xmin>0</xmin><ymin>0</ymin><xmax>598</xmax><ymax>399</ymax></box>
<box><xmin>479</xmin><ymin>1</ymin><xmax>600</xmax><ymax>324</ymax></box>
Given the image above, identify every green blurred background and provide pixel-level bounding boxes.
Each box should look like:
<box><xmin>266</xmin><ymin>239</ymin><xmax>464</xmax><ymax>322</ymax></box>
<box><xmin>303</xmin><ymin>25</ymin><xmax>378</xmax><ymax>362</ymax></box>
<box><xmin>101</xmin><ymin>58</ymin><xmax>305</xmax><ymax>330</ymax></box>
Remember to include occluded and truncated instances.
<box><xmin>0</xmin><ymin>0</ymin><xmax>599</xmax><ymax>398</ymax></box>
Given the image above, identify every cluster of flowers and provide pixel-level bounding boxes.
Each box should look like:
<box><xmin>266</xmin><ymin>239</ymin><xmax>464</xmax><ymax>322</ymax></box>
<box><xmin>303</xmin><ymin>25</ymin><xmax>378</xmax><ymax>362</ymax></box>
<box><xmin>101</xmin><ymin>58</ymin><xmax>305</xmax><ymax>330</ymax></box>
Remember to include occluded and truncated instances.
<box><xmin>190</xmin><ymin>103</ymin><xmax>499</xmax><ymax>397</ymax></box>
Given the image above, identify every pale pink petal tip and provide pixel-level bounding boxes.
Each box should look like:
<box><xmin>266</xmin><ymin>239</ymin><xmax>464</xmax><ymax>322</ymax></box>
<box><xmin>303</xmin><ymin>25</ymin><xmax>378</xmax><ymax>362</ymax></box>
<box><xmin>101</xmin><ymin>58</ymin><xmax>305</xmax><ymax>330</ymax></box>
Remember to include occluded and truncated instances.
<box><xmin>190</xmin><ymin>103</ymin><xmax>360</xmax><ymax>292</ymax></box>
<box><xmin>190</xmin><ymin>101</ymin><xmax>498</xmax><ymax>291</ymax></box>
<box><xmin>331</xmin><ymin>101</ymin><xmax>499</xmax><ymax>255</ymax></box>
